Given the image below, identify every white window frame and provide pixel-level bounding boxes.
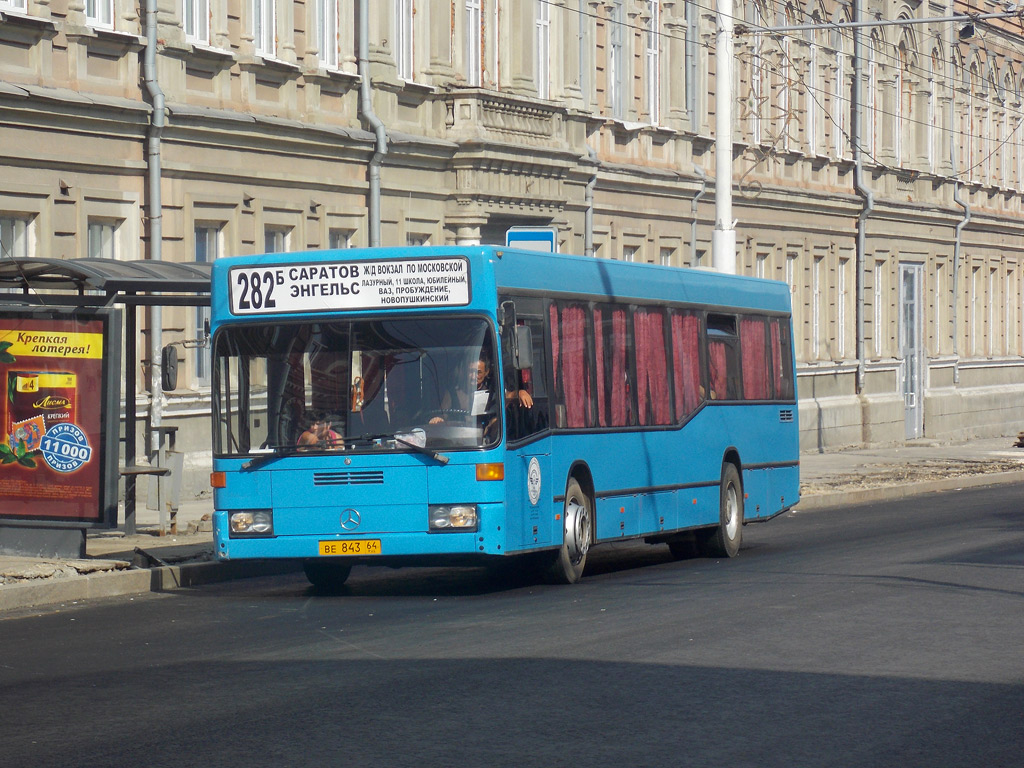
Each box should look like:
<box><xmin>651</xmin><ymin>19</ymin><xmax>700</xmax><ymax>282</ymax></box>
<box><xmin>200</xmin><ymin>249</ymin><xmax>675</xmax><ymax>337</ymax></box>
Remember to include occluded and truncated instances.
<box><xmin>609</xmin><ymin>1</ymin><xmax>625</xmax><ymax>119</ymax></box>
<box><xmin>659</xmin><ymin>247</ymin><xmax>673</xmax><ymax>266</ymax></box>
<box><xmin>185</xmin><ymin>0</ymin><xmax>210</xmax><ymax>45</ymax></box>
<box><xmin>88</xmin><ymin>219</ymin><xmax>119</xmax><ymax>260</ymax></box>
<box><xmin>253</xmin><ymin>0</ymin><xmax>276</xmax><ymax>58</ymax></box>
<box><xmin>645</xmin><ymin>0</ymin><xmax>660</xmax><ymax>124</ymax></box>
<box><xmin>406</xmin><ymin>232</ymin><xmax>431</xmax><ymax>247</ymax></box>
<box><xmin>812</xmin><ymin>256</ymin><xmax>822</xmax><ymax>359</ymax></box>
<box><xmin>328</xmin><ymin>228</ymin><xmax>353</xmax><ymax>249</ymax></box>
<box><xmin>0</xmin><ymin>216</ymin><xmax>29</xmax><ymax>260</ymax></box>
<box><xmin>86</xmin><ymin>0</ymin><xmax>115</xmax><ymax>29</ymax></box>
<box><xmin>264</xmin><ymin>225</ymin><xmax>290</xmax><ymax>253</ymax></box>
<box><xmin>838</xmin><ymin>257</ymin><xmax>849</xmax><ymax>358</ymax></box>
<box><xmin>806</xmin><ymin>42</ymin><xmax>819</xmax><ymax>154</ymax></box>
<box><xmin>535</xmin><ymin>0</ymin><xmax>550</xmax><ymax>99</ymax></box>
<box><xmin>315</xmin><ymin>0</ymin><xmax>339</xmax><ymax>70</ymax></box>
<box><xmin>0</xmin><ymin>0</ymin><xmax>28</xmax><ymax>11</ymax></box>
<box><xmin>834</xmin><ymin>49</ymin><xmax>848</xmax><ymax>159</ymax></box>
<box><xmin>873</xmin><ymin>261</ymin><xmax>884</xmax><ymax>357</ymax></box>
<box><xmin>467</xmin><ymin>0</ymin><xmax>482</xmax><ymax>88</ymax></box>
<box><xmin>394</xmin><ymin>0</ymin><xmax>413</xmax><ymax>80</ymax></box>
<box><xmin>194</xmin><ymin>224</ymin><xmax>220</xmax><ymax>386</ymax></box>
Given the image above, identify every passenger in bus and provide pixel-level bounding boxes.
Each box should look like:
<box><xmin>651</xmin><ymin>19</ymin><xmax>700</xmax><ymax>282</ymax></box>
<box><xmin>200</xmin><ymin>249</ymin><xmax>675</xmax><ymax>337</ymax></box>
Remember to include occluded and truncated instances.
<box><xmin>296</xmin><ymin>410</ymin><xmax>342</xmax><ymax>450</ymax></box>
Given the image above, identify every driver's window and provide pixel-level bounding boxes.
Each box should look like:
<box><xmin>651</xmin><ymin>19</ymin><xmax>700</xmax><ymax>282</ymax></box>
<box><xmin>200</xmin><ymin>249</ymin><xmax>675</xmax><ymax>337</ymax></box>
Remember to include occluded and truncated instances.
<box><xmin>501</xmin><ymin>299</ymin><xmax>549</xmax><ymax>443</ymax></box>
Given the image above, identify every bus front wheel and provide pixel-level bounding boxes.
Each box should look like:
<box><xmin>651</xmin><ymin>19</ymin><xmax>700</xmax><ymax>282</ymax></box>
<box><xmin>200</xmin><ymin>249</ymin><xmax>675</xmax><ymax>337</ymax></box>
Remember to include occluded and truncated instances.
<box><xmin>303</xmin><ymin>560</ymin><xmax>352</xmax><ymax>590</ymax></box>
<box><xmin>545</xmin><ymin>477</ymin><xmax>592</xmax><ymax>584</ymax></box>
<box><xmin>697</xmin><ymin>463</ymin><xmax>743</xmax><ymax>558</ymax></box>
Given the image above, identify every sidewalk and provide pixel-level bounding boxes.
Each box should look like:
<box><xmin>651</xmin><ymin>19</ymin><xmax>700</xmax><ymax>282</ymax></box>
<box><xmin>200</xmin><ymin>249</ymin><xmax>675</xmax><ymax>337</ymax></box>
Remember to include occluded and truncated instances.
<box><xmin>2</xmin><ymin>435</ymin><xmax>1023</xmax><ymax>613</ymax></box>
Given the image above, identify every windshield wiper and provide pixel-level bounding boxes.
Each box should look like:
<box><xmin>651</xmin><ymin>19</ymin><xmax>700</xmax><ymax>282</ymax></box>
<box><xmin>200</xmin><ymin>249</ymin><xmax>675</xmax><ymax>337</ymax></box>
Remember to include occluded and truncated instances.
<box><xmin>348</xmin><ymin>432</ymin><xmax>449</xmax><ymax>465</ymax></box>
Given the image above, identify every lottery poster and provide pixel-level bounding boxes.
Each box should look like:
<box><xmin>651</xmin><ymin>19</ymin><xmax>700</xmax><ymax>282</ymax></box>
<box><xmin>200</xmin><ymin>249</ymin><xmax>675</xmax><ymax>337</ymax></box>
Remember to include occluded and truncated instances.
<box><xmin>0</xmin><ymin>310</ymin><xmax>118</xmax><ymax>526</ymax></box>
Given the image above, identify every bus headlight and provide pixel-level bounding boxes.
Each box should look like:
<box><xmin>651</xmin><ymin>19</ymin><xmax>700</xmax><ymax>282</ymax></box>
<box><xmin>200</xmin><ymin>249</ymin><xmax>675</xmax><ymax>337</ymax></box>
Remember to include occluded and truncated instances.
<box><xmin>429</xmin><ymin>504</ymin><xmax>478</xmax><ymax>532</ymax></box>
<box><xmin>229</xmin><ymin>510</ymin><xmax>274</xmax><ymax>537</ymax></box>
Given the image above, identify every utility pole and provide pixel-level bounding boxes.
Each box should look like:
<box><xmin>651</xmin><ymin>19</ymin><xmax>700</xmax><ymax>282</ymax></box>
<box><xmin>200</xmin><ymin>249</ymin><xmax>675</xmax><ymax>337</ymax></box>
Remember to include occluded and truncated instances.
<box><xmin>713</xmin><ymin>0</ymin><xmax>737</xmax><ymax>274</ymax></box>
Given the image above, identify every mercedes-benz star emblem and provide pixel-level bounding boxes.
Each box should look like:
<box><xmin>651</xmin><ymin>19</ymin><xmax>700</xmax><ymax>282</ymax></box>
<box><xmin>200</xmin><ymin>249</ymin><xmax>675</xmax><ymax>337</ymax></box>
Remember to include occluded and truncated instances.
<box><xmin>340</xmin><ymin>508</ymin><xmax>361</xmax><ymax>531</ymax></box>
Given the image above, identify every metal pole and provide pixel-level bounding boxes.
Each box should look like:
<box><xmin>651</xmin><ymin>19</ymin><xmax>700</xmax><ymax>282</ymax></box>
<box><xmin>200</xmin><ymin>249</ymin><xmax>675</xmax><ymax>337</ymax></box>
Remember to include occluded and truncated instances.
<box><xmin>713</xmin><ymin>0</ymin><xmax>737</xmax><ymax>274</ymax></box>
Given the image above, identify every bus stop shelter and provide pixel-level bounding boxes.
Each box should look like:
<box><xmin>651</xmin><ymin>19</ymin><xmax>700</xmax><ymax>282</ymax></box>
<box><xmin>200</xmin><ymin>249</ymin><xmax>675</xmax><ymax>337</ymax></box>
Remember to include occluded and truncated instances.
<box><xmin>0</xmin><ymin>258</ymin><xmax>211</xmax><ymax>542</ymax></box>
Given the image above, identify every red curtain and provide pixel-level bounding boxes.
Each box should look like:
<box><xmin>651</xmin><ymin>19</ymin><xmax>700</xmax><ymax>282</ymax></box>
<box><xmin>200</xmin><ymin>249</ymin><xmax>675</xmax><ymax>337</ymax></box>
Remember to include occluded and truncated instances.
<box><xmin>770</xmin><ymin>319</ymin><xmax>782</xmax><ymax>399</ymax></box>
<box><xmin>708</xmin><ymin>341</ymin><xmax>727</xmax><ymax>400</ymax></box>
<box><xmin>672</xmin><ymin>312</ymin><xmax>701</xmax><ymax>417</ymax></box>
<box><xmin>561</xmin><ymin>305</ymin><xmax>589</xmax><ymax>427</ymax></box>
<box><xmin>611</xmin><ymin>309</ymin><xmax>627</xmax><ymax>426</ymax></box>
<box><xmin>635</xmin><ymin>310</ymin><xmax>671</xmax><ymax>425</ymax></box>
<box><xmin>741</xmin><ymin>318</ymin><xmax>768</xmax><ymax>400</ymax></box>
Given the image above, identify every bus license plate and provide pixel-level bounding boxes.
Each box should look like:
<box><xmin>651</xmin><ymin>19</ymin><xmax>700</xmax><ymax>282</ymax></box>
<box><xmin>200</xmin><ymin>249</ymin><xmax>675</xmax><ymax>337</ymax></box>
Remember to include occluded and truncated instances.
<box><xmin>319</xmin><ymin>539</ymin><xmax>382</xmax><ymax>556</ymax></box>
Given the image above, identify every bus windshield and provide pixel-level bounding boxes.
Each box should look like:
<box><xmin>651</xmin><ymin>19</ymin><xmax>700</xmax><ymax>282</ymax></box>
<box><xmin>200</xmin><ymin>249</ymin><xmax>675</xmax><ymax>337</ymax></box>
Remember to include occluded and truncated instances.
<box><xmin>213</xmin><ymin>316</ymin><xmax>500</xmax><ymax>457</ymax></box>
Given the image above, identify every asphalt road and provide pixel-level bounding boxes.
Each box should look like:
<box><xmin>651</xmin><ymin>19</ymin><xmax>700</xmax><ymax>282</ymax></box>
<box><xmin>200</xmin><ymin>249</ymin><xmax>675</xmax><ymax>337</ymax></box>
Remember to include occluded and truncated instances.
<box><xmin>2</xmin><ymin>483</ymin><xmax>1023</xmax><ymax>768</ymax></box>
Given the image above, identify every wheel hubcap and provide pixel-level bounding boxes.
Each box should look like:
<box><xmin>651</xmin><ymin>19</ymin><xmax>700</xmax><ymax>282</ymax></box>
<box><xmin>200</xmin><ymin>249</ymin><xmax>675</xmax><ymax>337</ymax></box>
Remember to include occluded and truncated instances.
<box><xmin>564</xmin><ymin>497</ymin><xmax>591</xmax><ymax>564</ymax></box>
<box><xmin>724</xmin><ymin>485</ymin><xmax>739</xmax><ymax>540</ymax></box>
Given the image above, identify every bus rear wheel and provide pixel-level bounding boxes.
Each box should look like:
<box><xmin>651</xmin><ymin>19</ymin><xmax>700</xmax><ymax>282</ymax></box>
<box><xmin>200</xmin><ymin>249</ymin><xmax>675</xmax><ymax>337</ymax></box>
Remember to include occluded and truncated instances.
<box><xmin>303</xmin><ymin>560</ymin><xmax>352</xmax><ymax>590</ymax></box>
<box><xmin>697</xmin><ymin>462</ymin><xmax>743</xmax><ymax>558</ymax></box>
<box><xmin>545</xmin><ymin>477</ymin><xmax>592</xmax><ymax>584</ymax></box>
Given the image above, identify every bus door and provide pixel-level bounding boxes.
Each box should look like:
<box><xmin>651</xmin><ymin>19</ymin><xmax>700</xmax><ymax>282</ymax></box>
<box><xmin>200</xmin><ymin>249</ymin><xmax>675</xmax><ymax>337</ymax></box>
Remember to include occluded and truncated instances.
<box><xmin>499</xmin><ymin>303</ymin><xmax>552</xmax><ymax>551</ymax></box>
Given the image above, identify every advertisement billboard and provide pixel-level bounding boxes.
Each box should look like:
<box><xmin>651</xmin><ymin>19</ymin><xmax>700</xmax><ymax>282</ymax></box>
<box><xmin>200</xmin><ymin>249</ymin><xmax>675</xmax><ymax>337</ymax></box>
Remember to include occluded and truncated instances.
<box><xmin>0</xmin><ymin>308</ymin><xmax>120</xmax><ymax>527</ymax></box>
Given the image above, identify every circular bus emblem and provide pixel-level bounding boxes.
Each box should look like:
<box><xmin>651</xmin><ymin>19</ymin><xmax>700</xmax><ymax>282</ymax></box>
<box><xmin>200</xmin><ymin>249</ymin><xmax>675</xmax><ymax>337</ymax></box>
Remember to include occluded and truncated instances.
<box><xmin>527</xmin><ymin>458</ymin><xmax>542</xmax><ymax>506</ymax></box>
<box><xmin>340</xmin><ymin>508</ymin><xmax>361</xmax><ymax>530</ymax></box>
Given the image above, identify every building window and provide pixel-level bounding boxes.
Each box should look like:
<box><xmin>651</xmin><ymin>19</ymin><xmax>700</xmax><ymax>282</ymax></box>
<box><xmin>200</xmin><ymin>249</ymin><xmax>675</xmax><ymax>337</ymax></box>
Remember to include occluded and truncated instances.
<box><xmin>406</xmin><ymin>233</ymin><xmax>431</xmax><ymax>246</ymax></box>
<box><xmin>812</xmin><ymin>256</ymin><xmax>822</xmax><ymax>359</ymax></box>
<box><xmin>86</xmin><ymin>0</ymin><xmax>114</xmax><ymax>28</ymax></box>
<box><xmin>0</xmin><ymin>0</ymin><xmax>28</xmax><ymax>10</ymax></box>
<box><xmin>623</xmin><ymin>244</ymin><xmax>639</xmax><ymax>262</ymax></box>
<box><xmin>315</xmin><ymin>0</ymin><xmax>339</xmax><ymax>69</ymax></box>
<box><xmin>328</xmin><ymin>228</ymin><xmax>353</xmax><ymax>249</ymax></box>
<box><xmin>806</xmin><ymin>42</ymin><xmax>819</xmax><ymax>154</ymax></box>
<box><xmin>535</xmin><ymin>0</ymin><xmax>550</xmax><ymax>99</ymax></box>
<box><xmin>837</xmin><ymin>257</ymin><xmax>849</xmax><ymax>359</ymax></box>
<box><xmin>88</xmin><ymin>220</ymin><xmax>118</xmax><ymax>259</ymax></box>
<box><xmin>609</xmin><ymin>1</ymin><xmax>625</xmax><ymax>119</ymax></box>
<box><xmin>195</xmin><ymin>225</ymin><xmax>220</xmax><ymax>385</ymax></box>
<box><xmin>466</xmin><ymin>0</ymin><xmax>482</xmax><ymax>87</ymax></box>
<box><xmin>834</xmin><ymin>49</ymin><xmax>848</xmax><ymax>159</ymax></box>
<box><xmin>394</xmin><ymin>0</ymin><xmax>413</xmax><ymax>80</ymax></box>
<box><xmin>660</xmin><ymin>247</ymin><xmax>673</xmax><ymax>266</ymax></box>
<box><xmin>874</xmin><ymin>261</ymin><xmax>884</xmax><ymax>357</ymax></box>
<box><xmin>253</xmin><ymin>0</ymin><xmax>275</xmax><ymax>57</ymax></box>
<box><xmin>645</xmin><ymin>0</ymin><xmax>660</xmax><ymax>124</ymax></box>
<box><xmin>0</xmin><ymin>217</ymin><xmax>28</xmax><ymax>260</ymax></box>
<box><xmin>185</xmin><ymin>0</ymin><xmax>210</xmax><ymax>44</ymax></box>
<box><xmin>265</xmin><ymin>226</ymin><xmax>290</xmax><ymax>253</ymax></box>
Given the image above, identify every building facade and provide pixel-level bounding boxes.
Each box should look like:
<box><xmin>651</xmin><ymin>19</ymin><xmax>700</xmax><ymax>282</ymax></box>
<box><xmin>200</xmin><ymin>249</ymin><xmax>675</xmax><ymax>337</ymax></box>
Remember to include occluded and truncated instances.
<box><xmin>2</xmin><ymin>0</ymin><xmax>1024</xmax><ymax>495</ymax></box>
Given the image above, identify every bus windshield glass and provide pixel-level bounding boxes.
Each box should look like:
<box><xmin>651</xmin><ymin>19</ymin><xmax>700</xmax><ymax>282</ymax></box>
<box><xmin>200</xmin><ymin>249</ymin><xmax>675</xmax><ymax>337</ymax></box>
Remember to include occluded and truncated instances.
<box><xmin>213</xmin><ymin>316</ymin><xmax>500</xmax><ymax>457</ymax></box>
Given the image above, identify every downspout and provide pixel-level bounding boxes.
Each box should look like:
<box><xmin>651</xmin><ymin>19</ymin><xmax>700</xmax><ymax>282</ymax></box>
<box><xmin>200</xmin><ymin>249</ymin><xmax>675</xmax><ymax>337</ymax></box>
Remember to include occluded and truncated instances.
<box><xmin>358</xmin><ymin>0</ymin><xmax>388</xmax><ymax>247</ymax></box>
<box><xmin>143</xmin><ymin>0</ymin><xmax>164</xmax><ymax>456</ymax></box>
<box><xmin>691</xmin><ymin>165</ymin><xmax>707</xmax><ymax>267</ymax></box>
<box><xmin>950</xmin><ymin>30</ymin><xmax>969</xmax><ymax>387</ymax></box>
<box><xmin>584</xmin><ymin>146</ymin><xmax>597</xmax><ymax>257</ymax></box>
<box><xmin>852</xmin><ymin>0</ymin><xmax>872</xmax><ymax>396</ymax></box>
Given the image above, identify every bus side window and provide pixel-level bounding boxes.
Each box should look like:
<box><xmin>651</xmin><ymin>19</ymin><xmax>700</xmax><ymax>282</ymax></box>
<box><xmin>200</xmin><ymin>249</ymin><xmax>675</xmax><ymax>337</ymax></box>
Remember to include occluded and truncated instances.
<box><xmin>504</xmin><ymin>315</ymin><xmax>548</xmax><ymax>442</ymax></box>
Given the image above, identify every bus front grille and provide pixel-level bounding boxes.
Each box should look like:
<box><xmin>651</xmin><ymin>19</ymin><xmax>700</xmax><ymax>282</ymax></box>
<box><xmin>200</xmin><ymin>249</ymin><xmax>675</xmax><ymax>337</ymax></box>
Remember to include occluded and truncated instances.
<box><xmin>313</xmin><ymin>470</ymin><xmax>385</xmax><ymax>486</ymax></box>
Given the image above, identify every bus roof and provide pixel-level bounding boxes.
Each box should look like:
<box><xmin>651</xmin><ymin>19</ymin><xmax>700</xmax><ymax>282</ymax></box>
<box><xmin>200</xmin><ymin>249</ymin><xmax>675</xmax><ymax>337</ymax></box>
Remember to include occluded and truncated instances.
<box><xmin>213</xmin><ymin>246</ymin><xmax>792</xmax><ymax>318</ymax></box>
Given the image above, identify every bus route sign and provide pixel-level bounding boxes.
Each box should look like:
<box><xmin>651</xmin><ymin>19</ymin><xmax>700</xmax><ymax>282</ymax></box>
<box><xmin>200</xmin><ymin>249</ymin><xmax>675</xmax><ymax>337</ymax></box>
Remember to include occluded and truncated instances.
<box><xmin>229</xmin><ymin>256</ymin><xmax>471</xmax><ymax>315</ymax></box>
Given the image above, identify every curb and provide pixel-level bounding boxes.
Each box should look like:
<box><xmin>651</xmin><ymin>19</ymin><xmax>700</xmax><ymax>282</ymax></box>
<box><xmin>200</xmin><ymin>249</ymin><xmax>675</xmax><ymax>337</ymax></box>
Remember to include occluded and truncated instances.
<box><xmin>795</xmin><ymin>468</ymin><xmax>1024</xmax><ymax>512</ymax></box>
<box><xmin>0</xmin><ymin>559</ymin><xmax>302</xmax><ymax>614</ymax></box>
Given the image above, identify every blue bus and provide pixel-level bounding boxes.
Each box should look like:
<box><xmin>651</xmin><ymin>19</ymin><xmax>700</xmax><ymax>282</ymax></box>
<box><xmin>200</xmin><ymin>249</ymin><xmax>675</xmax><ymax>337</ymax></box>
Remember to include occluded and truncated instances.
<box><xmin>209</xmin><ymin>246</ymin><xmax>799</xmax><ymax>586</ymax></box>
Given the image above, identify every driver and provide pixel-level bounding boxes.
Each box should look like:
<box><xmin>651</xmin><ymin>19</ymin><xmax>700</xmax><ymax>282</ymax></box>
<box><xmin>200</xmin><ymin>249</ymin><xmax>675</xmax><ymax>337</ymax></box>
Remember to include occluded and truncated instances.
<box><xmin>430</xmin><ymin>355</ymin><xmax>494</xmax><ymax>424</ymax></box>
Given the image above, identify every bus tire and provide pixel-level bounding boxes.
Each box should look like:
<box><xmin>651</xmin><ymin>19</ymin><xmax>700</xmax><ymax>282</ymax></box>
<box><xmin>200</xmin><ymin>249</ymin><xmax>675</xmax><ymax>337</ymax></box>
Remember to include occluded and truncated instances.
<box><xmin>698</xmin><ymin>462</ymin><xmax>743</xmax><ymax>558</ymax></box>
<box><xmin>545</xmin><ymin>477</ymin><xmax>592</xmax><ymax>584</ymax></box>
<box><xmin>303</xmin><ymin>560</ymin><xmax>352</xmax><ymax>590</ymax></box>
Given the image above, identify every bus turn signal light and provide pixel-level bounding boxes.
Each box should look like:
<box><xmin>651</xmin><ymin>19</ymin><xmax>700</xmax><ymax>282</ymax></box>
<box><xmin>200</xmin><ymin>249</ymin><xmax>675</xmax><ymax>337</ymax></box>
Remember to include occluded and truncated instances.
<box><xmin>210</xmin><ymin>471</ymin><xmax>226</xmax><ymax>488</ymax></box>
<box><xmin>476</xmin><ymin>463</ymin><xmax>504</xmax><ymax>481</ymax></box>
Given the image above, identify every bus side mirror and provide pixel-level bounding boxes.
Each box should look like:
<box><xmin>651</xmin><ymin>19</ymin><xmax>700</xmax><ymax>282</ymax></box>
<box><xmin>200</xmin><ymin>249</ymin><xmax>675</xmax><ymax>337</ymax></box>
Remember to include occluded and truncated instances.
<box><xmin>513</xmin><ymin>326</ymin><xmax>533</xmax><ymax>370</ymax></box>
<box><xmin>161</xmin><ymin>345</ymin><xmax>179</xmax><ymax>391</ymax></box>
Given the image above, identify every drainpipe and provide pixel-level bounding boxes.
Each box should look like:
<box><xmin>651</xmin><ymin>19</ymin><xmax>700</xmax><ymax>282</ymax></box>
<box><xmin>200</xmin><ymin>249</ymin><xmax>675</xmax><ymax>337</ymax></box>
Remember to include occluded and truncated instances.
<box><xmin>358</xmin><ymin>0</ymin><xmax>388</xmax><ymax>247</ymax></box>
<box><xmin>143</xmin><ymin>0</ymin><xmax>164</xmax><ymax>456</ymax></box>
<box><xmin>691</xmin><ymin>165</ymin><xmax>707</xmax><ymax>267</ymax></box>
<box><xmin>852</xmin><ymin>0</ymin><xmax>872</xmax><ymax>395</ymax></box>
<box><xmin>950</xmin><ymin>30</ymin><xmax>969</xmax><ymax>387</ymax></box>
<box><xmin>584</xmin><ymin>146</ymin><xmax>597</xmax><ymax>257</ymax></box>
